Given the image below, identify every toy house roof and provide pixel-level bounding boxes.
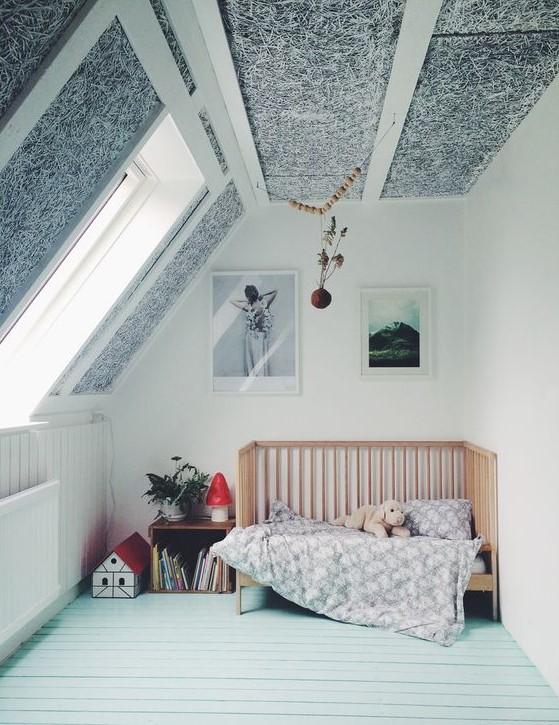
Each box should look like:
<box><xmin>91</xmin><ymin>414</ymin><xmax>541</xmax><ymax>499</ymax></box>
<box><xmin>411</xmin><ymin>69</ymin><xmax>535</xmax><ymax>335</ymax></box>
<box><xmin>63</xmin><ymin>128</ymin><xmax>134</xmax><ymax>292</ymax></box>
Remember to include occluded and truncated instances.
<box><xmin>108</xmin><ymin>532</ymin><xmax>151</xmax><ymax>575</ymax></box>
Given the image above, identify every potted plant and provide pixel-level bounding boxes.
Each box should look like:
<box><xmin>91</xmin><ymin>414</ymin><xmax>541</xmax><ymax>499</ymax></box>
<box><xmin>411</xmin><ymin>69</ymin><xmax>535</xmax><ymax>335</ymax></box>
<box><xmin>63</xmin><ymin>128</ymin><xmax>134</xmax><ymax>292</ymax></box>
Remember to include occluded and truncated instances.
<box><xmin>143</xmin><ymin>456</ymin><xmax>210</xmax><ymax>521</ymax></box>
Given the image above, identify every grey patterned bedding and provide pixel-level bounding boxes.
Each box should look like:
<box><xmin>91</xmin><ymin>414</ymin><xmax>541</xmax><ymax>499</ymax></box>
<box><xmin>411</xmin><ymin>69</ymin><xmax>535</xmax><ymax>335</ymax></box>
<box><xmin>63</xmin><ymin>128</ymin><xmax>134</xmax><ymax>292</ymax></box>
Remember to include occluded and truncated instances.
<box><xmin>212</xmin><ymin>501</ymin><xmax>482</xmax><ymax>645</ymax></box>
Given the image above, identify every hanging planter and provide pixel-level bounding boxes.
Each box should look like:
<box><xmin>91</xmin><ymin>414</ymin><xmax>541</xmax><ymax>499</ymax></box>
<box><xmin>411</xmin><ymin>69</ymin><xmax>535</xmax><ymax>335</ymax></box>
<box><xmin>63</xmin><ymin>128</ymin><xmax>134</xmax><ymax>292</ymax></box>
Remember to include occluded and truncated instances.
<box><xmin>311</xmin><ymin>216</ymin><xmax>347</xmax><ymax>309</ymax></box>
<box><xmin>311</xmin><ymin>287</ymin><xmax>332</xmax><ymax>309</ymax></box>
<box><xmin>287</xmin><ymin>167</ymin><xmax>360</xmax><ymax>309</ymax></box>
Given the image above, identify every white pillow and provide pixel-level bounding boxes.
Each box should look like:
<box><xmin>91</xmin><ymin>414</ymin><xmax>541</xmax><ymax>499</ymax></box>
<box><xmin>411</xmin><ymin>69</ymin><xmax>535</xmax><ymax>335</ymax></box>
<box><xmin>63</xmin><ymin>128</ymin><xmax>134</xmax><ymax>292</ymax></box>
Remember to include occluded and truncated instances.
<box><xmin>404</xmin><ymin>499</ymin><xmax>473</xmax><ymax>540</ymax></box>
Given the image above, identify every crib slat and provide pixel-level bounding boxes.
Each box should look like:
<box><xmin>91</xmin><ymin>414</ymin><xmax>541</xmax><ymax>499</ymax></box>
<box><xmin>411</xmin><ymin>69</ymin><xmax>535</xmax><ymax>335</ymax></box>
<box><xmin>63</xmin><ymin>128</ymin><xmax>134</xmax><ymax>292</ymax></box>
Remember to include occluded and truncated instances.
<box><xmin>321</xmin><ymin>449</ymin><xmax>326</xmax><ymax>521</ymax></box>
<box><xmin>438</xmin><ymin>447</ymin><xmax>443</xmax><ymax>498</ymax></box>
<box><xmin>426</xmin><ymin>448</ymin><xmax>431</xmax><ymax>498</ymax></box>
<box><xmin>333</xmin><ymin>449</ymin><xmax>338</xmax><ymax>519</ymax></box>
<box><xmin>309</xmin><ymin>449</ymin><xmax>315</xmax><ymax>518</ymax></box>
<box><xmin>450</xmin><ymin>448</ymin><xmax>456</xmax><ymax>498</ymax></box>
<box><xmin>344</xmin><ymin>447</ymin><xmax>349</xmax><ymax>515</ymax></box>
<box><xmin>389</xmin><ymin>446</ymin><xmax>396</xmax><ymax>499</ymax></box>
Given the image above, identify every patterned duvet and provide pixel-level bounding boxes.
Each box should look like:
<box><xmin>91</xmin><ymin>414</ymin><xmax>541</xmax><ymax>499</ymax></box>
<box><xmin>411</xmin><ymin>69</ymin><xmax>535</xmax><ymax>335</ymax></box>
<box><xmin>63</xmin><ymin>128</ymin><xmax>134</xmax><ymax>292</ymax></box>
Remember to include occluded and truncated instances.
<box><xmin>212</xmin><ymin>501</ymin><xmax>481</xmax><ymax>645</ymax></box>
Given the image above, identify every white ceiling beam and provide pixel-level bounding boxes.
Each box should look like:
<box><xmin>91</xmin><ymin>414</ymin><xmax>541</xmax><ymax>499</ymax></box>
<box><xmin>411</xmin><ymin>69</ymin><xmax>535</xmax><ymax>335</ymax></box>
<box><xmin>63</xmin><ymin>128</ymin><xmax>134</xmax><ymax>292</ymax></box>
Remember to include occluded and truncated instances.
<box><xmin>362</xmin><ymin>0</ymin><xmax>444</xmax><ymax>202</ymax></box>
<box><xmin>165</xmin><ymin>0</ymin><xmax>258</xmax><ymax>213</ymax></box>
<box><xmin>190</xmin><ymin>0</ymin><xmax>267</xmax><ymax>206</ymax></box>
<box><xmin>117</xmin><ymin>0</ymin><xmax>225</xmax><ymax>198</ymax></box>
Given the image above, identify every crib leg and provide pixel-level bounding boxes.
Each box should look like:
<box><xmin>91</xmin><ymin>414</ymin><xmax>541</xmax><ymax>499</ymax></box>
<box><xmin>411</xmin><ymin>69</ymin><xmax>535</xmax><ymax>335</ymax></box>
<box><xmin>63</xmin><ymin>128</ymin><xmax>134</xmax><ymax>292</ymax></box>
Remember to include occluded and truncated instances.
<box><xmin>492</xmin><ymin>587</ymin><xmax>499</xmax><ymax>621</ymax></box>
<box><xmin>236</xmin><ymin>582</ymin><xmax>242</xmax><ymax>615</ymax></box>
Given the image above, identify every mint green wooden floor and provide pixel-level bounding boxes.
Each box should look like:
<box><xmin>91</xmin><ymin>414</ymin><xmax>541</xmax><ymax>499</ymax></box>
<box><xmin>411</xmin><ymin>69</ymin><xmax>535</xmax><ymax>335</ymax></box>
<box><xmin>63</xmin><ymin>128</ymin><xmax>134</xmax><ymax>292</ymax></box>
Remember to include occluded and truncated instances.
<box><xmin>1</xmin><ymin>589</ymin><xmax>558</xmax><ymax>724</ymax></box>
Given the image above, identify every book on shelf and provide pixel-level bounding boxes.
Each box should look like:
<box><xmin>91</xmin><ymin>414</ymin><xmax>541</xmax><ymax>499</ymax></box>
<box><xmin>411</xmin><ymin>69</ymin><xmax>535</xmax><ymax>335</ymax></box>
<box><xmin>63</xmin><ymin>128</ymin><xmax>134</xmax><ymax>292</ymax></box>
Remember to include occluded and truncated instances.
<box><xmin>152</xmin><ymin>543</ymin><xmax>161</xmax><ymax>591</ymax></box>
<box><xmin>173</xmin><ymin>551</ymin><xmax>190</xmax><ymax>590</ymax></box>
<box><xmin>192</xmin><ymin>547</ymin><xmax>207</xmax><ymax>590</ymax></box>
<box><xmin>200</xmin><ymin>549</ymin><xmax>213</xmax><ymax>591</ymax></box>
<box><xmin>210</xmin><ymin>556</ymin><xmax>220</xmax><ymax>592</ymax></box>
<box><xmin>160</xmin><ymin>549</ymin><xmax>173</xmax><ymax>590</ymax></box>
<box><xmin>180</xmin><ymin>563</ymin><xmax>191</xmax><ymax>590</ymax></box>
<box><xmin>161</xmin><ymin>547</ymin><xmax>172</xmax><ymax>589</ymax></box>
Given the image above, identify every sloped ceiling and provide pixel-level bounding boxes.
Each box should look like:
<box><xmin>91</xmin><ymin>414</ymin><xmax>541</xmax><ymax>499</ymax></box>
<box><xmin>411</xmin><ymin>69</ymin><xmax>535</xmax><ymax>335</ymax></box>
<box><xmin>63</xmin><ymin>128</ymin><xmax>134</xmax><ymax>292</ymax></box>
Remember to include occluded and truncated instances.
<box><xmin>383</xmin><ymin>0</ymin><xmax>559</xmax><ymax>197</ymax></box>
<box><xmin>218</xmin><ymin>0</ymin><xmax>406</xmax><ymax>201</ymax></box>
<box><xmin>65</xmin><ymin>181</ymin><xmax>243</xmax><ymax>395</ymax></box>
<box><xmin>0</xmin><ymin>18</ymin><xmax>161</xmax><ymax>319</ymax></box>
<box><xmin>0</xmin><ymin>0</ymin><xmax>247</xmax><ymax>401</ymax></box>
<box><xmin>0</xmin><ymin>0</ymin><xmax>558</xmax><ymax>404</ymax></box>
<box><xmin>0</xmin><ymin>0</ymin><xmax>88</xmax><ymax>118</ymax></box>
<box><xmin>218</xmin><ymin>0</ymin><xmax>559</xmax><ymax>201</ymax></box>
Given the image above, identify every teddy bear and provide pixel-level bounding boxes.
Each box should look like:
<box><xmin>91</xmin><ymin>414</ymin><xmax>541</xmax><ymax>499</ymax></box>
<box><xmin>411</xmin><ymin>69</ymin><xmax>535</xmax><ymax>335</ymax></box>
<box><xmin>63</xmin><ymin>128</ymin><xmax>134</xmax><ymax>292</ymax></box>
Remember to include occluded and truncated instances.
<box><xmin>332</xmin><ymin>499</ymin><xmax>410</xmax><ymax>538</ymax></box>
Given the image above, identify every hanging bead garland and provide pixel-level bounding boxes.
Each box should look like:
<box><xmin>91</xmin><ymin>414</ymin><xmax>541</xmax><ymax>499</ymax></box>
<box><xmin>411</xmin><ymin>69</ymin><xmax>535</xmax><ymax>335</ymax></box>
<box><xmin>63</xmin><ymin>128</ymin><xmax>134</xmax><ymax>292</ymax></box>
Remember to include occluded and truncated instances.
<box><xmin>288</xmin><ymin>167</ymin><xmax>362</xmax><ymax>215</ymax></box>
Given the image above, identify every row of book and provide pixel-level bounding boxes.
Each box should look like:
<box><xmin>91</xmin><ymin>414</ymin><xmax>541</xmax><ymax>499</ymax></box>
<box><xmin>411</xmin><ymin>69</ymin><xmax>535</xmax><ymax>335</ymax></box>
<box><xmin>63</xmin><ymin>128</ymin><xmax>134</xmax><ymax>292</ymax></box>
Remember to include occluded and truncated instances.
<box><xmin>192</xmin><ymin>547</ymin><xmax>230</xmax><ymax>592</ymax></box>
<box><xmin>151</xmin><ymin>543</ymin><xmax>230</xmax><ymax>592</ymax></box>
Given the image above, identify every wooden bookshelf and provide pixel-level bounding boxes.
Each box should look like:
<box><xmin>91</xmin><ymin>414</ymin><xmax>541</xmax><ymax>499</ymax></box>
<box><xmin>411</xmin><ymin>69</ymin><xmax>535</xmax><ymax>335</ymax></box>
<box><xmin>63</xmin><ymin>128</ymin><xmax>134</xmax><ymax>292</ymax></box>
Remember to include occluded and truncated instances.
<box><xmin>148</xmin><ymin>517</ymin><xmax>235</xmax><ymax>593</ymax></box>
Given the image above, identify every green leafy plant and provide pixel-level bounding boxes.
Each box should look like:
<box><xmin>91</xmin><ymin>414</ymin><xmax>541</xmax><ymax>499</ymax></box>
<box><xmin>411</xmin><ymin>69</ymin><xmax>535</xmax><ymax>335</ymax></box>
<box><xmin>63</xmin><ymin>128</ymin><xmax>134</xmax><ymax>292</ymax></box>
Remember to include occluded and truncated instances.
<box><xmin>143</xmin><ymin>456</ymin><xmax>210</xmax><ymax>513</ymax></box>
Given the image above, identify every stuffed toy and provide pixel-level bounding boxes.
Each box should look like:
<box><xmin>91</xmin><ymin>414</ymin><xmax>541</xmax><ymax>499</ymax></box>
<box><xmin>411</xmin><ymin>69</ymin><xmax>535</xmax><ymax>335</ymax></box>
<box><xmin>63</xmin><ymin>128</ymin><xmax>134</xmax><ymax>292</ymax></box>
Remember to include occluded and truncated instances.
<box><xmin>332</xmin><ymin>499</ymin><xmax>410</xmax><ymax>538</ymax></box>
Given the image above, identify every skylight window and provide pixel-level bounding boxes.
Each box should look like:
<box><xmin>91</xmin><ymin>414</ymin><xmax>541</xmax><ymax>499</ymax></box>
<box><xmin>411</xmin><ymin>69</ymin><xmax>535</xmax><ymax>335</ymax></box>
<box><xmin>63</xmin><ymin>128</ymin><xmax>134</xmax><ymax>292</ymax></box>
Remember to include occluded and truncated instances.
<box><xmin>0</xmin><ymin>115</ymin><xmax>204</xmax><ymax>427</ymax></box>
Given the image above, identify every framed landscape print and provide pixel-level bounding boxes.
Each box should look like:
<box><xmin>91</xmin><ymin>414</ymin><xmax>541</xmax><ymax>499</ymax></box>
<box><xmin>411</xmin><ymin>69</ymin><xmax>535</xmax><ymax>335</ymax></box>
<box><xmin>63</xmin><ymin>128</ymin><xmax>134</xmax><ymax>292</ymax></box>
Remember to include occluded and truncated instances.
<box><xmin>360</xmin><ymin>288</ymin><xmax>430</xmax><ymax>377</ymax></box>
<box><xmin>211</xmin><ymin>271</ymin><xmax>298</xmax><ymax>393</ymax></box>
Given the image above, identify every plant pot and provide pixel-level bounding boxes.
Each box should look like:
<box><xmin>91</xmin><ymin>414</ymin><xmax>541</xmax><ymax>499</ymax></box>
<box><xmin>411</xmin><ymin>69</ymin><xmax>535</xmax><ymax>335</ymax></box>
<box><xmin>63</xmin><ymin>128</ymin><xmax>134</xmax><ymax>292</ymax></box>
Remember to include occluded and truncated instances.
<box><xmin>311</xmin><ymin>287</ymin><xmax>332</xmax><ymax>309</ymax></box>
<box><xmin>160</xmin><ymin>503</ymin><xmax>186</xmax><ymax>522</ymax></box>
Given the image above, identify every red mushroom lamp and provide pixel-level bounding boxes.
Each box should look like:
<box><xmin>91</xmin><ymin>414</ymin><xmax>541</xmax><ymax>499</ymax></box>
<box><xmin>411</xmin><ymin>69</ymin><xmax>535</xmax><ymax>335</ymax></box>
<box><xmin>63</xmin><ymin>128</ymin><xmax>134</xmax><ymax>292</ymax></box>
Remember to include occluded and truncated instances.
<box><xmin>206</xmin><ymin>472</ymin><xmax>232</xmax><ymax>522</ymax></box>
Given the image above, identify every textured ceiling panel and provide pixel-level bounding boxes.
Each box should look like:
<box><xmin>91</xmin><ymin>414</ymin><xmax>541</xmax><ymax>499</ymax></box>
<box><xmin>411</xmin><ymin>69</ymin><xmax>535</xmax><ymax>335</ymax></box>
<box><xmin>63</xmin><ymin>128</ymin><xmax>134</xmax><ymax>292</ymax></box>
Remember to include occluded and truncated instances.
<box><xmin>383</xmin><ymin>2</ymin><xmax>559</xmax><ymax>198</ymax></box>
<box><xmin>199</xmin><ymin>109</ymin><xmax>228</xmax><ymax>174</ymax></box>
<box><xmin>49</xmin><ymin>187</ymin><xmax>209</xmax><ymax>396</ymax></box>
<box><xmin>149</xmin><ymin>0</ymin><xmax>196</xmax><ymax>94</ymax></box>
<box><xmin>434</xmin><ymin>0</ymin><xmax>559</xmax><ymax>34</ymax></box>
<box><xmin>0</xmin><ymin>19</ymin><xmax>161</xmax><ymax>320</ymax></box>
<box><xmin>71</xmin><ymin>181</ymin><xmax>244</xmax><ymax>395</ymax></box>
<box><xmin>0</xmin><ymin>0</ymin><xmax>87</xmax><ymax>119</ymax></box>
<box><xmin>219</xmin><ymin>0</ymin><xmax>405</xmax><ymax>202</ymax></box>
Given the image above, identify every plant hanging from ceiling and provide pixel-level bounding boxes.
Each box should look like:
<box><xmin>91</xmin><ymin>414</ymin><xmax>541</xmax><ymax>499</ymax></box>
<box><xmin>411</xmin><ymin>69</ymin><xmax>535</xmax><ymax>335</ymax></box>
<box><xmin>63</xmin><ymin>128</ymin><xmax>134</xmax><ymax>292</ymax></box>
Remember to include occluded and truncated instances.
<box><xmin>311</xmin><ymin>216</ymin><xmax>347</xmax><ymax>309</ymax></box>
<box><xmin>286</xmin><ymin>168</ymin><xmax>359</xmax><ymax>309</ymax></box>
<box><xmin>282</xmin><ymin>117</ymin><xmax>396</xmax><ymax>308</ymax></box>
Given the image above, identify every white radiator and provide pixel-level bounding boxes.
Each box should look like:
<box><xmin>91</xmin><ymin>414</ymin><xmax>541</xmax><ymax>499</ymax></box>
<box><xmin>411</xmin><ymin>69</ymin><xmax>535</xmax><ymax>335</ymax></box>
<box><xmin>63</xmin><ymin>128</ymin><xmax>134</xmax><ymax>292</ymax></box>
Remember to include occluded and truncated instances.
<box><xmin>0</xmin><ymin>419</ymin><xmax>109</xmax><ymax>654</ymax></box>
<box><xmin>0</xmin><ymin>420</ymin><xmax>108</xmax><ymax>588</ymax></box>
<box><xmin>0</xmin><ymin>479</ymin><xmax>61</xmax><ymax>643</ymax></box>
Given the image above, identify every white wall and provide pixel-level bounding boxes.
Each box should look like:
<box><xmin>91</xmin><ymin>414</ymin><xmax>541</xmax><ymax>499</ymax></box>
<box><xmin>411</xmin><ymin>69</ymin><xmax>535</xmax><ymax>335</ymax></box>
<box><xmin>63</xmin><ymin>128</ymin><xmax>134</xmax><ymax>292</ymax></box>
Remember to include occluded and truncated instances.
<box><xmin>464</xmin><ymin>76</ymin><xmax>559</xmax><ymax>693</ymax></box>
<box><xmin>108</xmin><ymin>197</ymin><xmax>465</xmax><ymax>544</ymax></box>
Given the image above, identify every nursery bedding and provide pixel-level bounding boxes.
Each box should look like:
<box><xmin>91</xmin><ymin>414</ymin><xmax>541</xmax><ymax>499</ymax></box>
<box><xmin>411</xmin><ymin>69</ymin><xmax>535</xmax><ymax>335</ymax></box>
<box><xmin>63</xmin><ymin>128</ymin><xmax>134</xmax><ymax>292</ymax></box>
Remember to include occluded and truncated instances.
<box><xmin>212</xmin><ymin>501</ymin><xmax>481</xmax><ymax>646</ymax></box>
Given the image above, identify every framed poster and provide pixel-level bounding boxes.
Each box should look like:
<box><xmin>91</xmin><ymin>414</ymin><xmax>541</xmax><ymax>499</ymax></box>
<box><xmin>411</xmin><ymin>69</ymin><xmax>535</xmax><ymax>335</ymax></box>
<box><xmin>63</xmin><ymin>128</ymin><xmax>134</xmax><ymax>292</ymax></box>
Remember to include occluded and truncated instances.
<box><xmin>360</xmin><ymin>287</ymin><xmax>430</xmax><ymax>377</ymax></box>
<box><xmin>211</xmin><ymin>271</ymin><xmax>298</xmax><ymax>393</ymax></box>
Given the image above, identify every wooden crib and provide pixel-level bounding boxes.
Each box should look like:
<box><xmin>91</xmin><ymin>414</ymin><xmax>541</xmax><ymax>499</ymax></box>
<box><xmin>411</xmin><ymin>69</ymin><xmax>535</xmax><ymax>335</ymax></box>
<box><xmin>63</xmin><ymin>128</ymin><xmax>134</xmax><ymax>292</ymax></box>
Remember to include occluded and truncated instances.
<box><xmin>236</xmin><ymin>440</ymin><xmax>498</xmax><ymax>619</ymax></box>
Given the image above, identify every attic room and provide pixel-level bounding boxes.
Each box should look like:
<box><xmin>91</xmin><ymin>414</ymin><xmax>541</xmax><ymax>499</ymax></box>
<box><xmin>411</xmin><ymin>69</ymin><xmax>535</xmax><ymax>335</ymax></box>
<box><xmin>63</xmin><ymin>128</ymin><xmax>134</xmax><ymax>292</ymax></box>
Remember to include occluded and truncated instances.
<box><xmin>0</xmin><ymin>0</ymin><xmax>558</xmax><ymax>722</ymax></box>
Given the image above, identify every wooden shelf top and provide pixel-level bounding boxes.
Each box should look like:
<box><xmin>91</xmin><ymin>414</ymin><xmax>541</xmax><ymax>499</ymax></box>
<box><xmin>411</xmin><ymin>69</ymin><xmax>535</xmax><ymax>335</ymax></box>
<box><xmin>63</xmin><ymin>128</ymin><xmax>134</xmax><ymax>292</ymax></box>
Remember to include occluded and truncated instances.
<box><xmin>148</xmin><ymin>517</ymin><xmax>236</xmax><ymax>534</ymax></box>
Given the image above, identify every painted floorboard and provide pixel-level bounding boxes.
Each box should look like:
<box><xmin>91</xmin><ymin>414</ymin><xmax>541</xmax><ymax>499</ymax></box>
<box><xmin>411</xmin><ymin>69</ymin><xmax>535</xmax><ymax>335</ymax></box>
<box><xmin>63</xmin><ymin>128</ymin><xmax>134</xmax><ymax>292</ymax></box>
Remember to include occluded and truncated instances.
<box><xmin>0</xmin><ymin>589</ymin><xmax>558</xmax><ymax>725</ymax></box>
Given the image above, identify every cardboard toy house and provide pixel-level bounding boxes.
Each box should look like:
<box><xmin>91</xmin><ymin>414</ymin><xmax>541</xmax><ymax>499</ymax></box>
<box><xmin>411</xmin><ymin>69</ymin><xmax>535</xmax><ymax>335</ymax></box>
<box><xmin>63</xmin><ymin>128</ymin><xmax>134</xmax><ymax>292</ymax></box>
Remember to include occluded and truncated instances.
<box><xmin>92</xmin><ymin>532</ymin><xmax>150</xmax><ymax>598</ymax></box>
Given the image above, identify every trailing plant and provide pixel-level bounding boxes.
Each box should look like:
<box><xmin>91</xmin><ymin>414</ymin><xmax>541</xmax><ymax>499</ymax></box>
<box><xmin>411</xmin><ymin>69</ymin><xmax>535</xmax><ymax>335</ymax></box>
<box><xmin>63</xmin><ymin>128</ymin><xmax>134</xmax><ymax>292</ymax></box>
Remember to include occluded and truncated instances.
<box><xmin>143</xmin><ymin>455</ymin><xmax>210</xmax><ymax>513</ymax></box>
